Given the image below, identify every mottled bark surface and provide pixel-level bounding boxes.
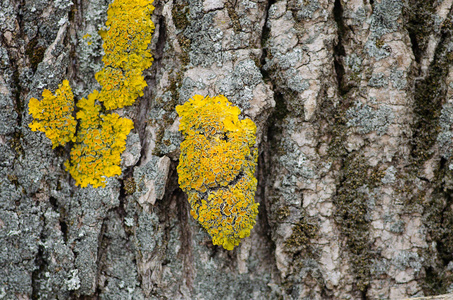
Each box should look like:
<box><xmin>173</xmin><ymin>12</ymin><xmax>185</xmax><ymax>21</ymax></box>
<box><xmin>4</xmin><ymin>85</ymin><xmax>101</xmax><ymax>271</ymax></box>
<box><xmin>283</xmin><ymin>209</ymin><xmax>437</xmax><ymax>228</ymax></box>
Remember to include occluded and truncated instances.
<box><xmin>1</xmin><ymin>0</ymin><xmax>453</xmax><ymax>299</ymax></box>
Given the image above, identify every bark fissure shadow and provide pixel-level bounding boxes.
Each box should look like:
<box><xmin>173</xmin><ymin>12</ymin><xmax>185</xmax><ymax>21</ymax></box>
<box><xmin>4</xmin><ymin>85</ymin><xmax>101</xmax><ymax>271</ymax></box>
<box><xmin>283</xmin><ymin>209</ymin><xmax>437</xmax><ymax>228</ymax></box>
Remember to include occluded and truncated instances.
<box><xmin>333</xmin><ymin>0</ymin><xmax>349</xmax><ymax>96</ymax></box>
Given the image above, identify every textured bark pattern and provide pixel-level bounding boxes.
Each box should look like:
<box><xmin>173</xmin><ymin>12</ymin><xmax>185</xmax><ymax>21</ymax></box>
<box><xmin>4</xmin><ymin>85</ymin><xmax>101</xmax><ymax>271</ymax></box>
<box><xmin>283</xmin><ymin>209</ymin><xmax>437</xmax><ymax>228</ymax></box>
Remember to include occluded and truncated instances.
<box><xmin>1</xmin><ymin>0</ymin><xmax>453</xmax><ymax>299</ymax></box>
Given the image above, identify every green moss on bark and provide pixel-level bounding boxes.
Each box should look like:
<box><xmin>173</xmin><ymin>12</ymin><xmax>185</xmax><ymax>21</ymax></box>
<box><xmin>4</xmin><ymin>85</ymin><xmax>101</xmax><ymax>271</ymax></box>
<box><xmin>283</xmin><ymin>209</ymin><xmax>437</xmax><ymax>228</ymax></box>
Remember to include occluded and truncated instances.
<box><xmin>334</xmin><ymin>154</ymin><xmax>385</xmax><ymax>292</ymax></box>
<box><xmin>284</xmin><ymin>217</ymin><xmax>319</xmax><ymax>256</ymax></box>
<box><xmin>25</xmin><ymin>38</ymin><xmax>46</xmax><ymax>72</ymax></box>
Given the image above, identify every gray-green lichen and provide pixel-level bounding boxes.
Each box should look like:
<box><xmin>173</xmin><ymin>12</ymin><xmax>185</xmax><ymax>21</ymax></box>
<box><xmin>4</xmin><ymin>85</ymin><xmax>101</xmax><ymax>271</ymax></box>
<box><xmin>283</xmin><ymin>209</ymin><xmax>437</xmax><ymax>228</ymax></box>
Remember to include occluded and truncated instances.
<box><xmin>0</xmin><ymin>203</ymin><xmax>41</xmax><ymax>296</ymax></box>
<box><xmin>345</xmin><ymin>53</ymin><xmax>363</xmax><ymax>73</ymax></box>
<box><xmin>270</xmin><ymin>136</ymin><xmax>315</xmax><ymax>207</ymax></box>
<box><xmin>368</xmin><ymin>72</ymin><xmax>389</xmax><ymax>88</ymax></box>
<box><xmin>0</xmin><ymin>46</ymin><xmax>17</xmax><ymax>136</ymax></box>
<box><xmin>371</xmin><ymin>251</ymin><xmax>423</xmax><ymax>277</ymax></box>
<box><xmin>66</xmin><ymin>270</ymin><xmax>81</xmax><ymax>291</ymax></box>
<box><xmin>179</xmin><ymin>77</ymin><xmax>206</xmax><ymax>104</ymax></box>
<box><xmin>0</xmin><ymin>47</ymin><xmax>9</xmax><ymax>68</ymax></box>
<box><xmin>286</xmin><ymin>69</ymin><xmax>310</xmax><ymax>93</ymax></box>
<box><xmin>0</xmin><ymin>0</ymin><xmax>17</xmax><ymax>32</ymax></box>
<box><xmin>364</xmin><ymin>0</ymin><xmax>404</xmax><ymax>62</ymax></box>
<box><xmin>98</xmin><ymin>211</ymin><xmax>145</xmax><ymax>299</ymax></box>
<box><xmin>217</xmin><ymin>59</ymin><xmax>263</xmax><ymax>109</ymax></box>
<box><xmin>381</xmin><ymin>166</ymin><xmax>397</xmax><ymax>184</ymax></box>
<box><xmin>183</xmin><ymin>5</ymin><xmax>226</xmax><ymax>68</ymax></box>
<box><xmin>0</xmin><ymin>48</ymin><xmax>16</xmax><ymax>136</ymax></box>
<box><xmin>370</xmin><ymin>0</ymin><xmax>403</xmax><ymax>36</ymax></box>
<box><xmin>289</xmin><ymin>0</ymin><xmax>320</xmax><ymax>21</ymax></box>
<box><xmin>390</xmin><ymin>68</ymin><xmax>408</xmax><ymax>90</ymax></box>
<box><xmin>73</xmin><ymin>0</ymin><xmax>111</xmax><ymax>98</ymax></box>
<box><xmin>131</xmin><ymin>191</ymin><xmax>187</xmax><ymax>298</ymax></box>
<box><xmin>8</xmin><ymin>1</ymin><xmax>132</xmax><ymax>291</ymax></box>
<box><xmin>263</xmin><ymin>48</ymin><xmax>310</xmax><ymax>97</ymax></box>
<box><xmin>32</xmin><ymin>207</ymin><xmax>74</xmax><ymax>299</ymax></box>
<box><xmin>437</xmin><ymin>103</ymin><xmax>453</xmax><ymax>160</ymax></box>
<box><xmin>122</xmin><ymin>132</ymin><xmax>142</xmax><ymax>167</ymax></box>
<box><xmin>280</xmin><ymin>136</ymin><xmax>316</xmax><ymax>180</ymax></box>
<box><xmin>365</xmin><ymin>38</ymin><xmax>392</xmax><ymax>60</ymax></box>
<box><xmin>389</xmin><ymin>220</ymin><xmax>405</xmax><ymax>234</ymax></box>
<box><xmin>135</xmin><ymin>211</ymin><xmax>162</xmax><ymax>254</ymax></box>
<box><xmin>346</xmin><ymin>101</ymin><xmax>394</xmax><ymax>136</ymax></box>
<box><xmin>393</xmin><ymin>251</ymin><xmax>423</xmax><ymax>272</ymax></box>
<box><xmin>64</xmin><ymin>180</ymin><xmax>121</xmax><ymax>295</ymax></box>
<box><xmin>0</xmin><ymin>92</ymin><xmax>17</xmax><ymax>135</ymax></box>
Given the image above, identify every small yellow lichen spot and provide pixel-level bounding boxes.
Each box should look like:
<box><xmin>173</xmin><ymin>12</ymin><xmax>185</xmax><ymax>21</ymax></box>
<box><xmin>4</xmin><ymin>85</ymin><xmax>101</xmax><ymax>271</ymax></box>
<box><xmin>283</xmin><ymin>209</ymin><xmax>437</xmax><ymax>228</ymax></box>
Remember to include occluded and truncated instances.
<box><xmin>28</xmin><ymin>80</ymin><xmax>77</xmax><ymax>148</ymax></box>
<box><xmin>176</xmin><ymin>95</ymin><xmax>259</xmax><ymax>250</ymax></box>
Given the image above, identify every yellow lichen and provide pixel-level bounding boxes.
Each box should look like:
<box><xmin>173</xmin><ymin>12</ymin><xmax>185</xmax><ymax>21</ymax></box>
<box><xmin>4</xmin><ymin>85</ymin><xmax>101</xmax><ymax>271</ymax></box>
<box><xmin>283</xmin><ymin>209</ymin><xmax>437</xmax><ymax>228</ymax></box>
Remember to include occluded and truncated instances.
<box><xmin>28</xmin><ymin>0</ymin><xmax>154</xmax><ymax>188</ymax></box>
<box><xmin>65</xmin><ymin>0</ymin><xmax>153</xmax><ymax>186</ymax></box>
<box><xmin>176</xmin><ymin>95</ymin><xmax>259</xmax><ymax>250</ymax></box>
<box><xmin>28</xmin><ymin>80</ymin><xmax>77</xmax><ymax>148</ymax></box>
<box><xmin>96</xmin><ymin>67</ymin><xmax>148</xmax><ymax>110</ymax></box>
<box><xmin>64</xmin><ymin>91</ymin><xmax>134</xmax><ymax>188</ymax></box>
<box><xmin>96</xmin><ymin>0</ymin><xmax>154</xmax><ymax>110</ymax></box>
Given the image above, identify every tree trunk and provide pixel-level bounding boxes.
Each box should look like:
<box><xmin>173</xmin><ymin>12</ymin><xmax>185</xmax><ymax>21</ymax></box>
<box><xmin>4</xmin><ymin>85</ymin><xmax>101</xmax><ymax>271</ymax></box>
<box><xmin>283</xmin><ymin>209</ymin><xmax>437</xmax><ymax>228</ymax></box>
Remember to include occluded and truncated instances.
<box><xmin>1</xmin><ymin>0</ymin><xmax>453</xmax><ymax>298</ymax></box>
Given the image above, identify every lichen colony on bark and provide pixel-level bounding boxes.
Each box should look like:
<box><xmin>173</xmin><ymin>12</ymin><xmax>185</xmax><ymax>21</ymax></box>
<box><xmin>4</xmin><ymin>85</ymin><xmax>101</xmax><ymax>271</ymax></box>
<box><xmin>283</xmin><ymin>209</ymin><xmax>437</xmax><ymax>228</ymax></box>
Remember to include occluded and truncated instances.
<box><xmin>1</xmin><ymin>0</ymin><xmax>453</xmax><ymax>299</ymax></box>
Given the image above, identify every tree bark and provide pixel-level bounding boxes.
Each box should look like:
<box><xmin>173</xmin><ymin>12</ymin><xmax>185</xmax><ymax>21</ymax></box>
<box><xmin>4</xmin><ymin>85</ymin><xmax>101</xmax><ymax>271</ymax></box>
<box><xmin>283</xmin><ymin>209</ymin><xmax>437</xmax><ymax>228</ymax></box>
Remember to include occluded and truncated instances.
<box><xmin>1</xmin><ymin>0</ymin><xmax>453</xmax><ymax>298</ymax></box>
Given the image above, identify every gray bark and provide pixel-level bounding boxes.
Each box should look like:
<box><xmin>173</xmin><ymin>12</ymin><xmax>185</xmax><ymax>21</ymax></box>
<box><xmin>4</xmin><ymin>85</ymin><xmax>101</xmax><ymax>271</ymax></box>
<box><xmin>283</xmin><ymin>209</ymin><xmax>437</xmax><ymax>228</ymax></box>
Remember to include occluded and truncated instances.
<box><xmin>1</xmin><ymin>0</ymin><xmax>453</xmax><ymax>298</ymax></box>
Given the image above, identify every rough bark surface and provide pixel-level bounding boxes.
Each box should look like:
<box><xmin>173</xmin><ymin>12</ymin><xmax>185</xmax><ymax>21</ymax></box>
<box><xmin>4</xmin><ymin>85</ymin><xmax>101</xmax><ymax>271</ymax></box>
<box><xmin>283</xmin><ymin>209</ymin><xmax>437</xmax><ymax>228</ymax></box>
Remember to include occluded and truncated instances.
<box><xmin>1</xmin><ymin>0</ymin><xmax>453</xmax><ymax>299</ymax></box>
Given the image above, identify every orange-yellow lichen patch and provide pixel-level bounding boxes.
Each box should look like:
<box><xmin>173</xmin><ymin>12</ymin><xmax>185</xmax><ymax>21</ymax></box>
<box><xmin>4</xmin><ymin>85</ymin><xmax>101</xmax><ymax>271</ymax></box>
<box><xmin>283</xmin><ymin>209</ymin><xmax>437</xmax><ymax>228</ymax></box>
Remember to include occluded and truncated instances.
<box><xmin>28</xmin><ymin>80</ymin><xmax>77</xmax><ymax>148</ymax></box>
<box><xmin>64</xmin><ymin>92</ymin><xmax>133</xmax><ymax>188</ymax></box>
<box><xmin>96</xmin><ymin>0</ymin><xmax>154</xmax><ymax>110</ymax></box>
<box><xmin>176</xmin><ymin>95</ymin><xmax>259</xmax><ymax>250</ymax></box>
